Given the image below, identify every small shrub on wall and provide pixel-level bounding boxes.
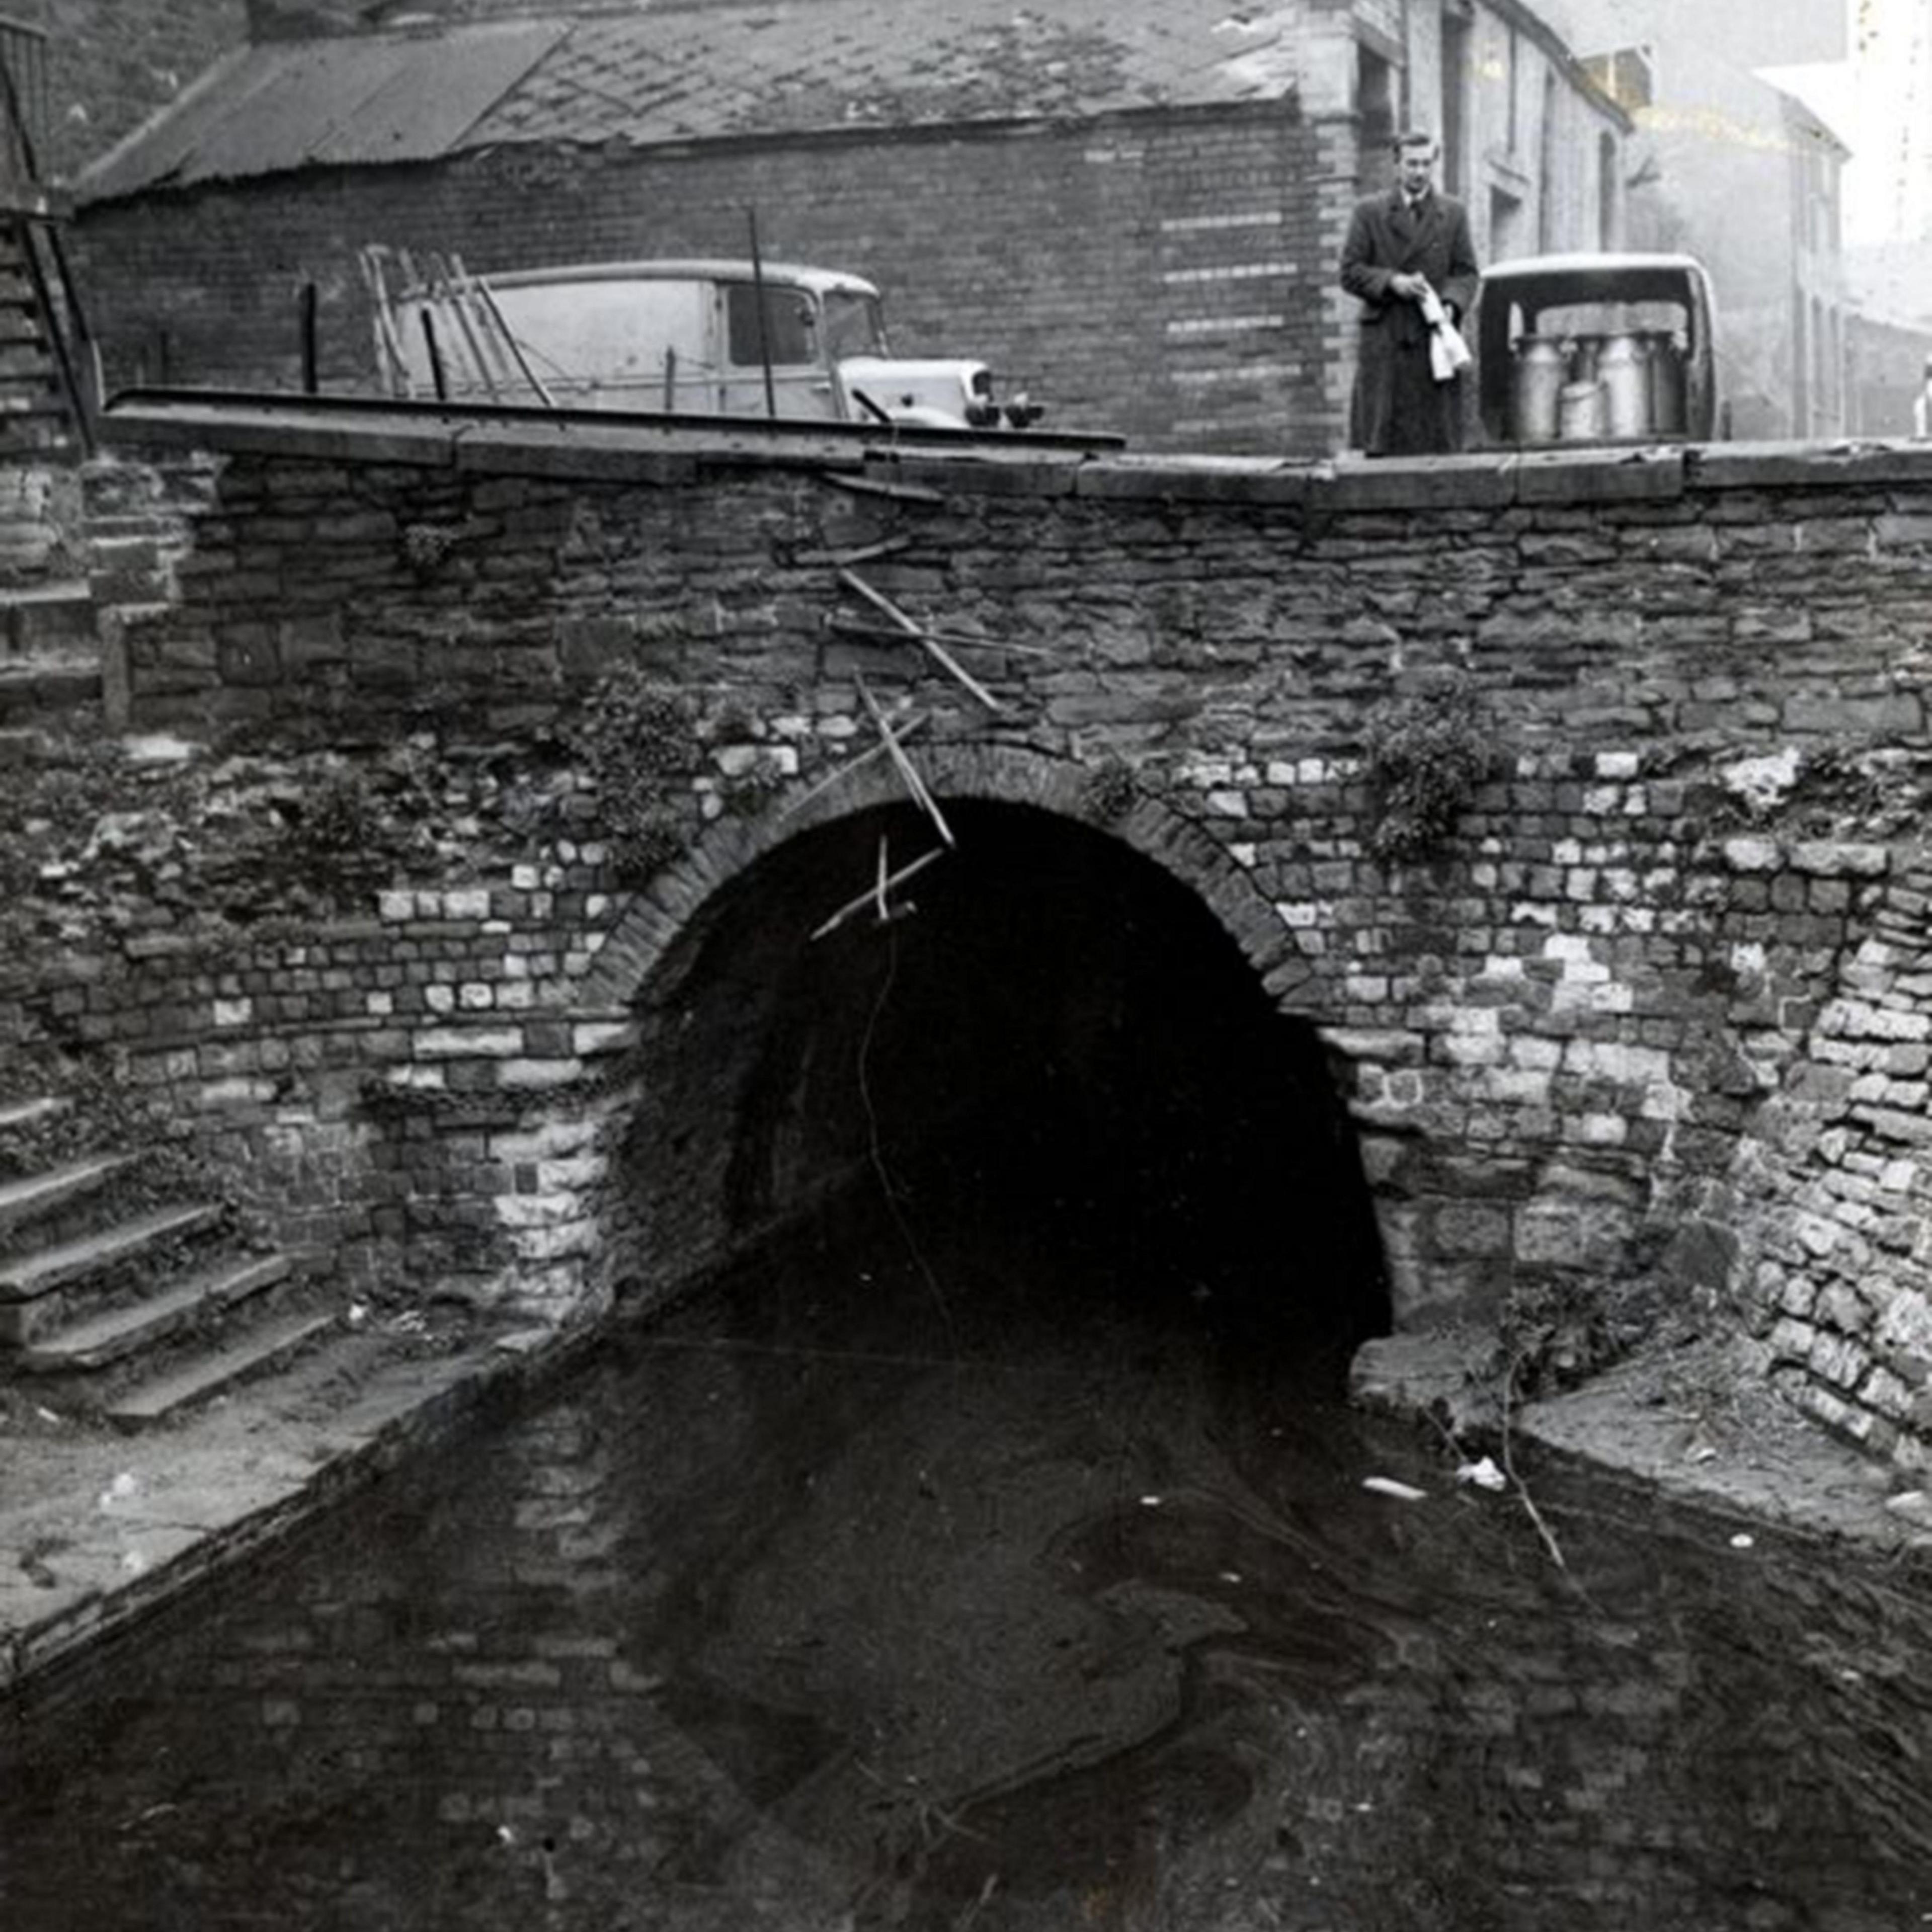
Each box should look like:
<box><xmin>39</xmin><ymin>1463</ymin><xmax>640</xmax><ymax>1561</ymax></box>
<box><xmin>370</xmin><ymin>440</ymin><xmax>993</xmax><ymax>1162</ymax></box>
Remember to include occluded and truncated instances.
<box><xmin>1360</xmin><ymin>671</ymin><xmax>1497</xmax><ymax>864</ymax></box>
<box><xmin>561</xmin><ymin>665</ymin><xmax>704</xmax><ymax>888</ymax></box>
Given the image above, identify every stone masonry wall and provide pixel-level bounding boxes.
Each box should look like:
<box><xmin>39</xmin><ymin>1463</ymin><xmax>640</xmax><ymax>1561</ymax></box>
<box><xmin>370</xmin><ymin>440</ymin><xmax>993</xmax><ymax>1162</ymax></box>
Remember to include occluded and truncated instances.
<box><xmin>37</xmin><ymin>417</ymin><xmax>1932</xmax><ymax>1472</ymax></box>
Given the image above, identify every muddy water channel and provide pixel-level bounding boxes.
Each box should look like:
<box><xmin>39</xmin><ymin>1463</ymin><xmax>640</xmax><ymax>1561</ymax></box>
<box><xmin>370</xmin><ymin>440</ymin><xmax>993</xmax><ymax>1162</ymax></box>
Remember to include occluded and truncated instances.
<box><xmin>5</xmin><ymin>1186</ymin><xmax>1932</xmax><ymax>1931</ymax></box>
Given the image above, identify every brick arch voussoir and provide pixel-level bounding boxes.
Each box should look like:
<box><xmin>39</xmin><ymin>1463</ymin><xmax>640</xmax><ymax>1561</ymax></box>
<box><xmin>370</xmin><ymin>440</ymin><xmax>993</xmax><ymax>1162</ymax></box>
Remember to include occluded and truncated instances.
<box><xmin>574</xmin><ymin>742</ymin><xmax>1316</xmax><ymax>1012</ymax></box>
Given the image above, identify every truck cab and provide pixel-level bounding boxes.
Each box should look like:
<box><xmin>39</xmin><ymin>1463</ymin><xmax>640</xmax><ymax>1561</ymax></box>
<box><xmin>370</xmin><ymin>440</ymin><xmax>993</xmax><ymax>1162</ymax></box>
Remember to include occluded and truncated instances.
<box><xmin>375</xmin><ymin>256</ymin><xmax>1038</xmax><ymax>431</ymax></box>
<box><xmin>1473</xmin><ymin>252</ymin><xmax>1721</xmax><ymax>447</ymax></box>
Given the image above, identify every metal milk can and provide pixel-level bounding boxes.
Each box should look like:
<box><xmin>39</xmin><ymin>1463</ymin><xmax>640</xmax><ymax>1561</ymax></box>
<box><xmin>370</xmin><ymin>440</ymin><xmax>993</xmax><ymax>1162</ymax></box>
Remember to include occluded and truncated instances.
<box><xmin>1598</xmin><ymin>331</ymin><xmax>1650</xmax><ymax>437</ymax></box>
<box><xmin>1558</xmin><ymin>378</ymin><xmax>1604</xmax><ymax>441</ymax></box>
<box><xmin>1510</xmin><ymin>335</ymin><xmax>1566</xmax><ymax>443</ymax></box>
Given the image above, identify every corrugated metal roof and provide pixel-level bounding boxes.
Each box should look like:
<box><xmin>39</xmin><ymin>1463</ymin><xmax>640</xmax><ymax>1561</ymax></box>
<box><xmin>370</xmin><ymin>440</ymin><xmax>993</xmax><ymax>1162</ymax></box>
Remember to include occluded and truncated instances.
<box><xmin>475</xmin><ymin>0</ymin><xmax>1305</xmax><ymax>146</ymax></box>
<box><xmin>79</xmin><ymin>1</ymin><xmax>1307</xmax><ymax>202</ymax></box>
<box><xmin>79</xmin><ymin>21</ymin><xmax>568</xmax><ymax>200</ymax></box>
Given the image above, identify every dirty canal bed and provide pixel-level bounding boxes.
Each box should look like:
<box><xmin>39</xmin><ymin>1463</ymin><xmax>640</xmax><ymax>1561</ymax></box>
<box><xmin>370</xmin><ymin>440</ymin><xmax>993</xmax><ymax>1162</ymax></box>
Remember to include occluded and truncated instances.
<box><xmin>4</xmin><ymin>1187</ymin><xmax>1931</xmax><ymax>1930</ymax></box>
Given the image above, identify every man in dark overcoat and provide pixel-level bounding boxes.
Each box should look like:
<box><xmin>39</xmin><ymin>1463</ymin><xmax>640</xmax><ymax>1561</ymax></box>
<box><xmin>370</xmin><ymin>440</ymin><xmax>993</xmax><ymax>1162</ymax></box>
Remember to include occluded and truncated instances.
<box><xmin>1340</xmin><ymin>132</ymin><xmax>1481</xmax><ymax>455</ymax></box>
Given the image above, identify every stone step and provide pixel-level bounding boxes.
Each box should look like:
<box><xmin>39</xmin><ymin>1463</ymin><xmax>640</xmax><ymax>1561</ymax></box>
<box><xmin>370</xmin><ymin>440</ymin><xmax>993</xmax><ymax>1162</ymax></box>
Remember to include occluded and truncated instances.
<box><xmin>0</xmin><ymin>1095</ymin><xmax>68</xmax><ymax>1133</ymax></box>
<box><xmin>0</xmin><ymin>660</ymin><xmax>100</xmax><ymax>719</ymax></box>
<box><xmin>106</xmin><ymin>1308</ymin><xmax>340</xmax><ymax>1429</ymax></box>
<box><xmin>18</xmin><ymin>1252</ymin><xmax>293</xmax><ymax>1373</ymax></box>
<box><xmin>0</xmin><ymin>1202</ymin><xmax>225</xmax><ymax>1340</ymax></box>
<box><xmin>0</xmin><ymin>579</ymin><xmax>94</xmax><ymax>655</ymax></box>
<box><xmin>0</xmin><ymin>1151</ymin><xmax>131</xmax><ymax>1236</ymax></box>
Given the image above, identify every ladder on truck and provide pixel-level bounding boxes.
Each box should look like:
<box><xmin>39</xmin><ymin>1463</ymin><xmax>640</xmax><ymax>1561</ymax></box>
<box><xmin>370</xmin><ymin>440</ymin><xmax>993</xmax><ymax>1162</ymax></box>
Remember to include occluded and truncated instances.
<box><xmin>360</xmin><ymin>246</ymin><xmax>556</xmax><ymax>408</ymax></box>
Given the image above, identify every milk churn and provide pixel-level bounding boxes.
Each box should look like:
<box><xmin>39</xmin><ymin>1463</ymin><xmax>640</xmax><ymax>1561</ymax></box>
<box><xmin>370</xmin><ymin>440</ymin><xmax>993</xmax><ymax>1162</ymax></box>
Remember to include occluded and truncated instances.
<box><xmin>1558</xmin><ymin>379</ymin><xmax>1604</xmax><ymax>441</ymax></box>
<box><xmin>1598</xmin><ymin>331</ymin><xmax>1650</xmax><ymax>437</ymax></box>
<box><xmin>1569</xmin><ymin>334</ymin><xmax>1602</xmax><ymax>385</ymax></box>
<box><xmin>1510</xmin><ymin>336</ymin><xmax>1566</xmax><ymax>443</ymax></box>
<box><xmin>1646</xmin><ymin>331</ymin><xmax>1687</xmax><ymax>434</ymax></box>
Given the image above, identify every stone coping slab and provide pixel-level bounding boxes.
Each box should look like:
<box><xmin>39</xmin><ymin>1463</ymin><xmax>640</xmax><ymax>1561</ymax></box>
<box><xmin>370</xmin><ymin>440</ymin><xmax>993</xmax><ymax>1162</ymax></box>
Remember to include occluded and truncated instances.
<box><xmin>99</xmin><ymin>392</ymin><xmax>1932</xmax><ymax>513</ymax></box>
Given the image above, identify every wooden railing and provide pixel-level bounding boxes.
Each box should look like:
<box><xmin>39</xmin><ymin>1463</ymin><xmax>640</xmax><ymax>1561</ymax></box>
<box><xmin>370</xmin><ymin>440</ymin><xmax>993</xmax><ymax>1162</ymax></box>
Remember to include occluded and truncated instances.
<box><xmin>0</xmin><ymin>14</ymin><xmax>48</xmax><ymax>198</ymax></box>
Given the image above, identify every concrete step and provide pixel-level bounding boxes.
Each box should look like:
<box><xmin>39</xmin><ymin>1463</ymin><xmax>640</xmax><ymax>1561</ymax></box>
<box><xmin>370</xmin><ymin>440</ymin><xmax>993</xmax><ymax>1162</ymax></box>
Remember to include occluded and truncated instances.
<box><xmin>0</xmin><ymin>1202</ymin><xmax>225</xmax><ymax>1341</ymax></box>
<box><xmin>106</xmin><ymin>1307</ymin><xmax>341</xmax><ymax>1429</ymax></box>
<box><xmin>18</xmin><ymin>1252</ymin><xmax>293</xmax><ymax>1373</ymax></box>
<box><xmin>0</xmin><ymin>1151</ymin><xmax>131</xmax><ymax>1236</ymax></box>
<box><xmin>0</xmin><ymin>1095</ymin><xmax>68</xmax><ymax>1133</ymax></box>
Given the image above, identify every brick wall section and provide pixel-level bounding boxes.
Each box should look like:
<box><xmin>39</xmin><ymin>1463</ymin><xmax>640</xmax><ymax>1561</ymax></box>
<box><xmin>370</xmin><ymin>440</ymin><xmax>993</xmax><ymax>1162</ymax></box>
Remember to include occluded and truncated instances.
<box><xmin>40</xmin><ymin>421</ymin><xmax>1932</xmax><ymax>1471</ymax></box>
<box><xmin>72</xmin><ymin>103</ymin><xmax>1351</xmax><ymax>454</ymax></box>
<box><xmin>1750</xmin><ymin>861</ymin><xmax>1932</xmax><ymax>1459</ymax></box>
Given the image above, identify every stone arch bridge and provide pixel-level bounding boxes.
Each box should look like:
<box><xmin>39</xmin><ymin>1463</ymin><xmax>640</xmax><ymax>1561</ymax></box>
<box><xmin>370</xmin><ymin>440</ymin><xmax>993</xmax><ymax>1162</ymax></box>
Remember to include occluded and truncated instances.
<box><xmin>36</xmin><ymin>396</ymin><xmax>1932</xmax><ymax>1467</ymax></box>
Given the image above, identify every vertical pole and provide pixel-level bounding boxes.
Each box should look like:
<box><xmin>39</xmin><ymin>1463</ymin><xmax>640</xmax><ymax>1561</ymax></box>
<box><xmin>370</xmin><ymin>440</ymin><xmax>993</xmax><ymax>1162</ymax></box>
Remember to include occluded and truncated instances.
<box><xmin>420</xmin><ymin>308</ymin><xmax>448</xmax><ymax>401</ymax></box>
<box><xmin>300</xmin><ymin>281</ymin><xmax>319</xmax><ymax>393</ymax></box>
<box><xmin>746</xmin><ymin>205</ymin><xmax>777</xmax><ymax>419</ymax></box>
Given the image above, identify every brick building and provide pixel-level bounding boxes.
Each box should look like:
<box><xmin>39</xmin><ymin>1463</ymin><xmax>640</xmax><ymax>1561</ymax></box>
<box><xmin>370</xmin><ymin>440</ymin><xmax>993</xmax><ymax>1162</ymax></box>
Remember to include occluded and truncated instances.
<box><xmin>65</xmin><ymin>0</ymin><xmax>1629</xmax><ymax>455</ymax></box>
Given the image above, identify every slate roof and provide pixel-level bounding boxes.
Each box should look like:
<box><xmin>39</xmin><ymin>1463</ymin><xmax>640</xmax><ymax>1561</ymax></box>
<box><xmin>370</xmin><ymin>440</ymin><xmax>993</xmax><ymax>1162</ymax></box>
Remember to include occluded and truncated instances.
<box><xmin>78</xmin><ymin>0</ymin><xmax>1309</xmax><ymax>202</ymax></box>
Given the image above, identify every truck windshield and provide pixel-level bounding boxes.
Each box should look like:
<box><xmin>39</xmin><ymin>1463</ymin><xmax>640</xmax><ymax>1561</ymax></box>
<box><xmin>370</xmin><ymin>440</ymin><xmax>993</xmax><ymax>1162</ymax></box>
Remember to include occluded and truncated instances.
<box><xmin>823</xmin><ymin>290</ymin><xmax>888</xmax><ymax>359</ymax></box>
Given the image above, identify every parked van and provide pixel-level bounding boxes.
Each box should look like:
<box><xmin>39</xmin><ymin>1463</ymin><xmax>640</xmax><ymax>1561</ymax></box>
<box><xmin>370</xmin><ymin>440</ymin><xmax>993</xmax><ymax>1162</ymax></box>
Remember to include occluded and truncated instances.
<box><xmin>370</xmin><ymin>254</ymin><xmax>1041</xmax><ymax>431</ymax></box>
<box><xmin>1473</xmin><ymin>252</ymin><xmax>1722</xmax><ymax>446</ymax></box>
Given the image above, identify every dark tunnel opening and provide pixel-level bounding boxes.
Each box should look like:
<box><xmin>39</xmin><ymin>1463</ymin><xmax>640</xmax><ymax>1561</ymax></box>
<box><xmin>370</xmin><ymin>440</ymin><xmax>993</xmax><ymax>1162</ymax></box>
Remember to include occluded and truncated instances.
<box><xmin>620</xmin><ymin>797</ymin><xmax>1390</xmax><ymax>1390</ymax></box>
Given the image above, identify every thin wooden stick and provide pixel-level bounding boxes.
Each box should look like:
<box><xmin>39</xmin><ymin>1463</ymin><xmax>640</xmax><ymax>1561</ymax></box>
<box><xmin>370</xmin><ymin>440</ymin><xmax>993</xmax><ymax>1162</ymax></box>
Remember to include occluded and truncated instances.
<box><xmin>825</xmin><ymin>614</ymin><xmax>1055</xmax><ymax>660</ymax></box>
<box><xmin>359</xmin><ymin>247</ymin><xmax>415</xmax><ymax>396</ymax></box>
<box><xmin>431</xmin><ymin>255</ymin><xmax>500</xmax><ymax>401</ymax></box>
<box><xmin>467</xmin><ymin>267</ymin><xmax>558</xmax><ymax>409</ymax></box>
<box><xmin>777</xmin><ymin>712</ymin><xmax>929</xmax><ymax>819</ymax></box>
<box><xmin>857</xmin><ymin>676</ymin><xmax>953</xmax><ymax>846</ymax></box>
<box><xmin>811</xmin><ymin>846</ymin><xmax>947</xmax><ymax>940</ymax></box>
<box><xmin>838</xmin><ymin>569</ymin><xmax>1006</xmax><ymax>711</ymax></box>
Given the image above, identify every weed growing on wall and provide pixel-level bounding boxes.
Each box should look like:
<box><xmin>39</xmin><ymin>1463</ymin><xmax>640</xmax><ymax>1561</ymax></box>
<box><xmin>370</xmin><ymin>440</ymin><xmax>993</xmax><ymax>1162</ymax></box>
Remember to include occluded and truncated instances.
<box><xmin>562</xmin><ymin>665</ymin><xmax>703</xmax><ymax>886</ymax></box>
<box><xmin>1078</xmin><ymin>756</ymin><xmax>1141</xmax><ymax>825</ymax></box>
<box><xmin>1360</xmin><ymin>671</ymin><xmax>1497</xmax><ymax>864</ymax></box>
<box><xmin>0</xmin><ymin>718</ymin><xmax>575</xmax><ymax>954</ymax></box>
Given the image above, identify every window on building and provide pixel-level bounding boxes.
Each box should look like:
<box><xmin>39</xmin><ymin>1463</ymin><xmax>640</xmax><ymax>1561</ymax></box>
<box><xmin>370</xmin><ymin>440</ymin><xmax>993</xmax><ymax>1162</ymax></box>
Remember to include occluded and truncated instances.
<box><xmin>1356</xmin><ymin>44</ymin><xmax>1396</xmax><ymax>194</ymax></box>
<box><xmin>1580</xmin><ymin>44</ymin><xmax>1656</xmax><ymax>113</ymax></box>
<box><xmin>1538</xmin><ymin>66</ymin><xmax>1560</xmax><ymax>251</ymax></box>
<box><xmin>1598</xmin><ymin>132</ymin><xmax>1618</xmax><ymax>248</ymax></box>
<box><xmin>1507</xmin><ymin>29</ymin><xmax>1519</xmax><ymax>155</ymax></box>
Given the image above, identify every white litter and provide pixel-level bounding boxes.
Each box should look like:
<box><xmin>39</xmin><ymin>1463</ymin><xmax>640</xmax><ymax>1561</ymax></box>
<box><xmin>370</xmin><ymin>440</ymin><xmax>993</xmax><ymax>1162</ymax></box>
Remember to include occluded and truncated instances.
<box><xmin>1455</xmin><ymin>1457</ymin><xmax>1507</xmax><ymax>1492</ymax></box>
<box><xmin>1362</xmin><ymin>1476</ymin><xmax>1428</xmax><ymax>1503</ymax></box>
<box><xmin>1729</xmin><ymin>1533</ymin><xmax>1755</xmax><ymax>1550</ymax></box>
